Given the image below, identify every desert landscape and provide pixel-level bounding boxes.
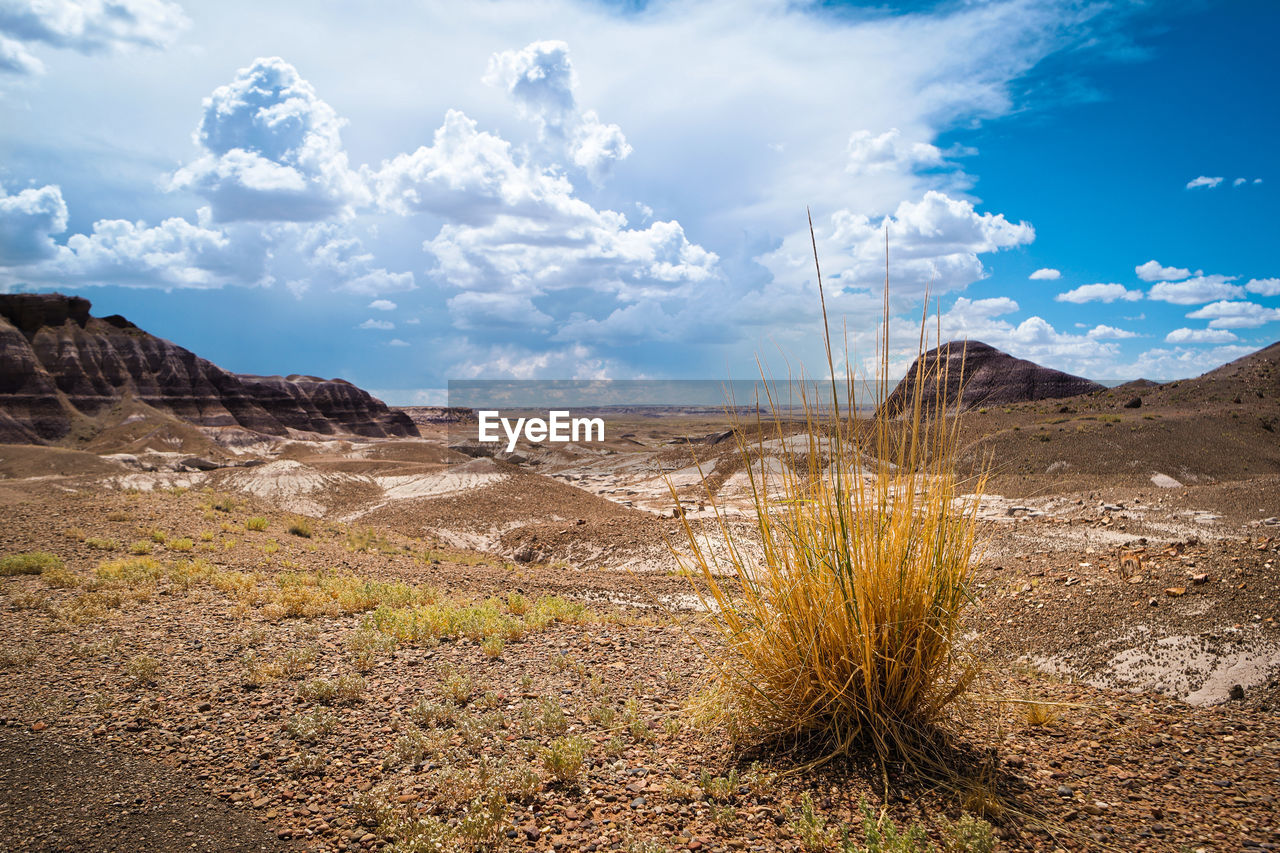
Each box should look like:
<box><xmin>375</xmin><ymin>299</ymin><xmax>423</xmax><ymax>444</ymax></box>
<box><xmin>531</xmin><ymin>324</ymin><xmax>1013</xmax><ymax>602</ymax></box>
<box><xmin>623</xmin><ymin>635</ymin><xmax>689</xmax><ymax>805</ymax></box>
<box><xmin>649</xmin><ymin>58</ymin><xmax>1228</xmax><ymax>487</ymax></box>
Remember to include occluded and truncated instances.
<box><xmin>0</xmin><ymin>292</ymin><xmax>1277</xmax><ymax>853</ymax></box>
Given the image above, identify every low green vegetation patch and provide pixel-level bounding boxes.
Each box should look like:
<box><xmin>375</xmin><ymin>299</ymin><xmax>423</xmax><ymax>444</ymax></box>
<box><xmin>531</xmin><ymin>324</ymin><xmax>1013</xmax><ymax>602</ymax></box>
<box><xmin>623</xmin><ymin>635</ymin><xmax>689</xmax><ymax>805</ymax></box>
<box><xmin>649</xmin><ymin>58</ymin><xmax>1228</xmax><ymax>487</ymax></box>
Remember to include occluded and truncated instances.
<box><xmin>0</xmin><ymin>551</ymin><xmax>63</xmax><ymax>576</ymax></box>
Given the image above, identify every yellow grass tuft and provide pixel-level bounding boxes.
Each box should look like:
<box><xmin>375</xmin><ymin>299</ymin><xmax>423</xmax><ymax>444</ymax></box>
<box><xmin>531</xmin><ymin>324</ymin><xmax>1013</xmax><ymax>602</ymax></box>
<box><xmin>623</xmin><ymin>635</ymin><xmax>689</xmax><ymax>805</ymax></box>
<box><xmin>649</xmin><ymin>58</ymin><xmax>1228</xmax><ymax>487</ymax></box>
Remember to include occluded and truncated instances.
<box><xmin>672</xmin><ymin>220</ymin><xmax>985</xmax><ymax>771</ymax></box>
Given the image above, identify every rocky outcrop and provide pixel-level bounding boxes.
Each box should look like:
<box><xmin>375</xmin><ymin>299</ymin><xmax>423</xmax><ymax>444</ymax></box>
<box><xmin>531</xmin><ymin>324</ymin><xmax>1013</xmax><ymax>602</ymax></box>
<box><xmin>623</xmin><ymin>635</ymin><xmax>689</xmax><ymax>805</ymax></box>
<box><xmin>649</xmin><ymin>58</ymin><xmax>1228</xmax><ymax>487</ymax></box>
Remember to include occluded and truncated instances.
<box><xmin>0</xmin><ymin>293</ymin><xmax>418</xmax><ymax>445</ymax></box>
<box><xmin>882</xmin><ymin>340</ymin><xmax>1104</xmax><ymax>416</ymax></box>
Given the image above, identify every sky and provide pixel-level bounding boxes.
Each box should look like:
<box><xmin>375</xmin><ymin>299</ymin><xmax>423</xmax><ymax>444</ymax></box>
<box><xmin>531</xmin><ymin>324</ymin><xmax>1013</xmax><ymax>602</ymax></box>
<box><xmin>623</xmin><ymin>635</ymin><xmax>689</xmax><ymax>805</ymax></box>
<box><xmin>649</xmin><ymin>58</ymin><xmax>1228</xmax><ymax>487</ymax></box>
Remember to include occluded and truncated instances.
<box><xmin>0</xmin><ymin>0</ymin><xmax>1277</xmax><ymax>404</ymax></box>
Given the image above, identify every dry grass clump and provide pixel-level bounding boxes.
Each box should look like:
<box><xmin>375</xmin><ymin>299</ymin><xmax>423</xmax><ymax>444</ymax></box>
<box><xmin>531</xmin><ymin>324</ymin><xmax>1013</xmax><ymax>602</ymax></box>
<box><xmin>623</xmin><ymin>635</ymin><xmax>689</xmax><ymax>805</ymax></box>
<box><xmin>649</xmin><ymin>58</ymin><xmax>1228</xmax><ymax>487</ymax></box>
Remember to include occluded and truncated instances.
<box><xmin>674</xmin><ymin>232</ymin><xmax>984</xmax><ymax>772</ymax></box>
<box><xmin>287</xmin><ymin>517</ymin><xmax>314</xmax><ymax>538</ymax></box>
<box><xmin>0</xmin><ymin>552</ymin><xmax>63</xmax><ymax>576</ymax></box>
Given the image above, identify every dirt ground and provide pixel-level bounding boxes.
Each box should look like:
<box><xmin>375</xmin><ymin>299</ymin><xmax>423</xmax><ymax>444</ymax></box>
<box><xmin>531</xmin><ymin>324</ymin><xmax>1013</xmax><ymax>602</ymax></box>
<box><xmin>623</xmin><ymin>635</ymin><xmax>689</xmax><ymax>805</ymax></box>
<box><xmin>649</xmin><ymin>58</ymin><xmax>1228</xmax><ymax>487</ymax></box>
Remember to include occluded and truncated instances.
<box><xmin>1</xmin><ymin>370</ymin><xmax>1278</xmax><ymax>851</ymax></box>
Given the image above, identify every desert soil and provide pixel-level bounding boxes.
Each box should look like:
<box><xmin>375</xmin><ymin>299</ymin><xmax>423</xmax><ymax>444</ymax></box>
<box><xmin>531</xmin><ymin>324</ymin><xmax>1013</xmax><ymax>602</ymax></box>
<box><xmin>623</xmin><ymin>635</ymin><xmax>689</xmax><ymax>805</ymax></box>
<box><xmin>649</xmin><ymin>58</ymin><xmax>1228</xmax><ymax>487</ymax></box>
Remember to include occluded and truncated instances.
<box><xmin>0</xmin><ymin>410</ymin><xmax>1278</xmax><ymax>852</ymax></box>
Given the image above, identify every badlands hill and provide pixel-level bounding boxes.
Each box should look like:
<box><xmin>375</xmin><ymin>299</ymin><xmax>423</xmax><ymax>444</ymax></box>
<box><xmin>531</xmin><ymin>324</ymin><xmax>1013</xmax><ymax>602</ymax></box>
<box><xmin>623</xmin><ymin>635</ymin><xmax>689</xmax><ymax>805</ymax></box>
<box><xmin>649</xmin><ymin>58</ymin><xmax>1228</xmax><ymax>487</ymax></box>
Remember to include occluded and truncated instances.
<box><xmin>0</xmin><ymin>293</ymin><xmax>417</xmax><ymax>449</ymax></box>
<box><xmin>882</xmin><ymin>339</ymin><xmax>1104</xmax><ymax>415</ymax></box>
<box><xmin>949</xmin><ymin>339</ymin><xmax>1280</xmax><ymax>494</ymax></box>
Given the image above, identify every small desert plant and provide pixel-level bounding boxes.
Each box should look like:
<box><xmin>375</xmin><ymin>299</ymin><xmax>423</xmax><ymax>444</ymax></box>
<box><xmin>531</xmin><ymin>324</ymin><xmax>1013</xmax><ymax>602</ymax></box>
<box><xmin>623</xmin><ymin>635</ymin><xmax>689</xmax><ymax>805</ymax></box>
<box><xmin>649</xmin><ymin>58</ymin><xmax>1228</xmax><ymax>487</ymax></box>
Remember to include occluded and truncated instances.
<box><xmin>409</xmin><ymin>697</ymin><xmax>457</xmax><ymax>729</ymax></box>
<box><xmin>539</xmin><ymin>696</ymin><xmax>568</xmax><ymax>735</ymax></box>
<box><xmin>84</xmin><ymin>537</ymin><xmax>118</xmax><ymax>551</ymax></box>
<box><xmin>246</xmin><ymin>516</ymin><xmax>268</xmax><ymax>532</ymax></box>
<box><xmin>128</xmin><ymin>540</ymin><xmax>153</xmax><ymax>555</ymax></box>
<box><xmin>699</xmin><ymin>767</ymin><xmax>739</xmax><ymax>802</ymax></box>
<box><xmin>285</xmin><ymin>706</ymin><xmax>337</xmax><ymax>742</ymax></box>
<box><xmin>673</xmin><ymin>236</ymin><xmax>984</xmax><ymax>770</ymax></box>
<box><xmin>1023</xmin><ymin>701</ymin><xmax>1058</xmax><ymax>728</ymax></box>
<box><xmin>1</xmin><ymin>552</ymin><xmax>63</xmax><ymax>576</ymax></box>
<box><xmin>347</xmin><ymin>626</ymin><xmax>396</xmax><ymax>671</ymax></box>
<box><xmin>287</xmin><ymin>518</ymin><xmax>313</xmax><ymax>538</ymax></box>
<box><xmin>40</xmin><ymin>566</ymin><xmax>81</xmax><ymax>588</ymax></box>
<box><xmin>126</xmin><ymin>654</ymin><xmax>161</xmax><ymax>686</ymax></box>
<box><xmin>540</xmin><ymin>734</ymin><xmax>589</xmax><ymax>784</ymax></box>
<box><xmin>440</xmin><ymin>665</ymin><xmax>474</xmax><ymax>705</ymax></box>
<box><xmin>480</xmin><ymin>635</ymin><xmax>504</xmax><ymax>658</ymax></box>
<box><xmin>168</xmin><ymin>537</ymin><xmax>194</xmax><ymax>552</ymax></box>
<box><xmin>297</xmin><ymin>674</ymin><xmax>366</xmax><ymax>705</ymax></box>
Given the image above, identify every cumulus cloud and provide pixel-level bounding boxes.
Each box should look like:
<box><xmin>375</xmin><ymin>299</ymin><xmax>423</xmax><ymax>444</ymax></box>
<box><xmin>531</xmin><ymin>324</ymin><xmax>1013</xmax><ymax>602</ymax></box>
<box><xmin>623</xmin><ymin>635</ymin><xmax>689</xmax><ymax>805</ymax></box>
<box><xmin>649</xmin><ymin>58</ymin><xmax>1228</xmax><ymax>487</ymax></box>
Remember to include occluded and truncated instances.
<box><xmin>299</xmin><ymin>225</ymin><xmax>415</xmax><ymax>296</ymax></box>
<box><xmin>369</xmin><ymin>110</ymin><xmax>586</xmax><ymax>224</ymax></box>
<box><xmin>1087</xmin><ymin>324</ymin><xmax>1139</xmax><ymax>339</ymax></box>
<box><xmin>448</xmin><ymin>291</ymin><xmax>553</xmax><ymax>331</ymax></box>
<box><xmin>1164</xmin><ymin>327</ymin><xmax>1238</xmax><ymax>344</ymax></box>
<box><xmin>388</xmin><ymin>338</ymin><xmax>409</xmax><ymax>347</ymax></box>
<box><xmin>1147</xmin><ymin>275</ymin><xmax>1243</xmax><ymax>305</ymax></box>
<box><xmin>368</xmin><ymin>299</ymin><xmax>396</xmax><ymax>311</ymax></box>
<box><xmin>1186</xmin><ymin>176</ymin><xmax>1223</xmax><ymax>189</ymax></box>
<box><xmin>371</xmin><ymin>105</ymin><xmax>717</xmax><ymax>331</ymax></box>
<box><xmin>0</xmin><ymin>0</ymin><xmax>187</xmax><ymax>75</ymax></box>
<box><xmin>845</xmin><ymin>128</ymin><xmax>944</xmax><ymax>176</ymax></box>
<box><xmin>1135</xmin><ymin>259</ymin><xmax>1193</xmax><ymax>282</ymax></box>
<box><xmin>171</xmin><ymin>57</ymin><xmax>369</xmax><ymax>222</ymax></box>
<box><xmin>49</xmin><ymin>216</ymin><xmax>271</xmax><ymax>289</ymax></box>
<box><xmin>0</xmin><ymin>183</ymin><xmax>68</xmax><ymax>264</ymax></box>
<box><xmin>1129</xmin><ymin>345</ymin><xmax>1255</xmax><ymax>379</ymax></box>
<box><xmin>759</xmin><ymin>191</ymin><xmax>1033</xmax><ymax>311</ymax></box>
<box><xmin>484</xmin><ymin>40</ymin><xmax>576</xmax><ymax>130</ymax></box>
<box><xmin>358</xmin><ymin>318</ymin><xmax>393</xmax><ymax>330</ymax></box>
<box><xmin>1186</xmin><ymin>300</ymin><xmax>1280</xmax><ymax>329</ymax></box>
<box><xmin>0</xmin><ymin>33</ymin><xmax>41</xmax><ymax>73</ymax></box>
<box><xmin>484</xmin><ymin>40</ymin><xmax>631</xmax><ymax>182</ymax></box>
<box><xmin>1028</xmin><ymin>267</ymin><xmax>1060</xmax><ymax>280</ymax></box>
<box><xmin>1245</xmin><ymin>278</ymin><xmax>1280</xmax><ymax>297</ymax></box>
<box><xmin>1055</xmin><ymin>283</ymin><xmax>1142</xmax><ymax>304</ymax></box>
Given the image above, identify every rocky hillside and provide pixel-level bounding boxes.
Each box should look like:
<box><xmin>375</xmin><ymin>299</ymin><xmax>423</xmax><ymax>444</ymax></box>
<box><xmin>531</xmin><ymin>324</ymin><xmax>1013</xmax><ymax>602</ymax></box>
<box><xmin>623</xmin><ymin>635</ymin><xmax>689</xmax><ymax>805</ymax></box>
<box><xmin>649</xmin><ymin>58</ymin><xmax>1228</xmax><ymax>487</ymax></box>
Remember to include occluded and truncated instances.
<box><xmin>882</xmin><ymin>340</ymin><xmax>1104</xmax><ymax>415</ymax></box>
<box><xmin>0</xmin><ymin>293</ymin><xmax>418</xmax><ymax>446</ymax></box>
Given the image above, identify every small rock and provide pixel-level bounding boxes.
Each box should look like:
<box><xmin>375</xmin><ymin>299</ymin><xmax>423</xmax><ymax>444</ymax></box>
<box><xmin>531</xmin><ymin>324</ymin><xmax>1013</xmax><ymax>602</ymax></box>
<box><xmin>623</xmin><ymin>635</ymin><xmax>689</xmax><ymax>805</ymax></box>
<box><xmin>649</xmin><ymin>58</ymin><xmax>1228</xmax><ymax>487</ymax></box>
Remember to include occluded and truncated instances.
<box><xmin>1057</xmin><ymin>784</ymin><xmax>1074</xmax><ymax>798</ymax></box>
<box><xmin>1229</xmin><ymin>684</ymin><xmax>1246</xmax><ymax>701</ymax></box>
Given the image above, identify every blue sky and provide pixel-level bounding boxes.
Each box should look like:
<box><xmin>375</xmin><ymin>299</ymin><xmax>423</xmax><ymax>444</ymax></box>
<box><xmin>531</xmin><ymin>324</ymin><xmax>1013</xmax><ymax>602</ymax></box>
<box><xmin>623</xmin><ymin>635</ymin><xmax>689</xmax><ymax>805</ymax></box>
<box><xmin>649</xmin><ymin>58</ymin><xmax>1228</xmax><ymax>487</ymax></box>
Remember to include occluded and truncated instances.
<box><xmin>0</xmin><ymin>0</ymin><xmax>1276</xmax><ymax>403</ymax></box>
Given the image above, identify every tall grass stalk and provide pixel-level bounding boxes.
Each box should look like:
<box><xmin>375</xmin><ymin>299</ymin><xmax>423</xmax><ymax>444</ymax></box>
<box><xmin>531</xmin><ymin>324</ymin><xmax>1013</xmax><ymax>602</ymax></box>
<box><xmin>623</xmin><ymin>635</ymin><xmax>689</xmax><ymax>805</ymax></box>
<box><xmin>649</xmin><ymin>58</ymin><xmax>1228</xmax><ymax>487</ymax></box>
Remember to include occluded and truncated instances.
<box><xmin>672</xmin><ymin>217</ymin><xmax>985</xmax><ymax>772</ymax></box>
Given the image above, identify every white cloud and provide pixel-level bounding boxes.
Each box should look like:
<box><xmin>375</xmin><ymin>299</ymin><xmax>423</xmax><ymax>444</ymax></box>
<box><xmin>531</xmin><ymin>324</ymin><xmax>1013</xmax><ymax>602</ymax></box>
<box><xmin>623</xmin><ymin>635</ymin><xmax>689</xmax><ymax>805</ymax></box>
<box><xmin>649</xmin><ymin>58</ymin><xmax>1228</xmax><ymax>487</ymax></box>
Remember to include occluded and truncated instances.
<box><xmin>759</xmin><ymin>191</ymin><xmax>1033</xmax><ymax>311</ymax></box>
<box><xmin>369</xmin><ymin>109</ymin><xmax>585</xmax><ymax>223</ymax></box>
<box><xmin>1186</xmin><ymin>176</ymin><xmax>1223</xmax><ymax>189</ymax></box>
<box><xmin>1028</xmin><ymin>267</ymin><xmax>1060</xmax><ymax>280</ymax></box>
<box><xmin>373</xmin><ymin>106</ymin><xmax>717</xmax><ymax>332</ymax></box>
<box><xmin>1055</xmin><ymin>283</ymin><xmax>1142</xmax><ymax>304</ymax></box>
<box><xmin>1245</xmin><ymin>278</ymin><xmax>1280</xmax><ymax>297</ymax></box>
<box><xmin>0</xmin><ymin>0</ymin><xmax>187</xmax><ymax>76</ymax></box>
<box><xmin>845</xmin><ymin>128</ymin><xmax>944</xmax><ymax>176</ymax></box>
<box><xmin>484</xmin><ymin>40</ymin><xmax>631</xmax><ymax>183</ymax></box>
<box><xmin>0</xmin><ymin>183</ymin><xmax>68</xmax><ymax>264</ymax></box>
<box><xmin>171</xmin><ymin>57</ymin><xmax>369</xmax><ymax>222</ymax></box>
<box><xmin>484</xmin><ymin>40</ymin><xmax>576</xmax><ymax>131</ymax></box>
<box><xmin>447</xmin><ymin>291</ymin><xmax>552</xmax><ymax>331</ymax></box>
<box><xmin>300</xmin><ymin>225</ymin><xmax>415</xmax><ymax>296</ymax></box>
<box><xmin>0</xmin><ymin>33</ymin><xmax>41</xmax><ymax>74</ymax></box>
<box><xmin>569</xmin><ymin>110</ymin><xmax>632</xmax><ymax>183</ymax></box>
<box><xmin>1186</xmin><ymin>300</ymin><xmax>1280</xmax><ymax>329</ymax></box>
<box><xmin>1233</xmin><ymin>178</ymin><xmax>1246</xmax><ymax>187</ymax></box>
<box><xmin>1129</xmin><ymin>345</ymin><xmax>1255</xmax><ymax>379</ymax></box>
<box><xmin>1135</xmin><ymin>259</ymin><xmax>1193</xmax><ymax>282</ymax></box>
<box><xmin>388</xmin><ymin>338</ymin><xmax>409</xmax><ymax>347</ymax></box>
<box><xmin>30</xmin><ymin>216</ymin><xmax>272</xmax><ymax>290</ymax></box>
<box><xmin>358</xmin><ymin>318</ymin><xmax>393</xmax><ymax>330</ymax></box>
<box><xmin>1087</xmin><ymin>324</ymin><xmax>1139</xmax><ymax>340</ymax></box>
<box><xmin>1164</xmin><ymin>327</ymin><xmax>1238</xmax><ymax>344</ymax></box>
<box><xmin>368</xmin><ymin>298</ymin><xmax>396</xmax><ymax>311</ymax></box>
<box><xmin>1147</xmin><ymin>275</ymin><xmax>1243</xmax><ymax>305</ymax></box>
